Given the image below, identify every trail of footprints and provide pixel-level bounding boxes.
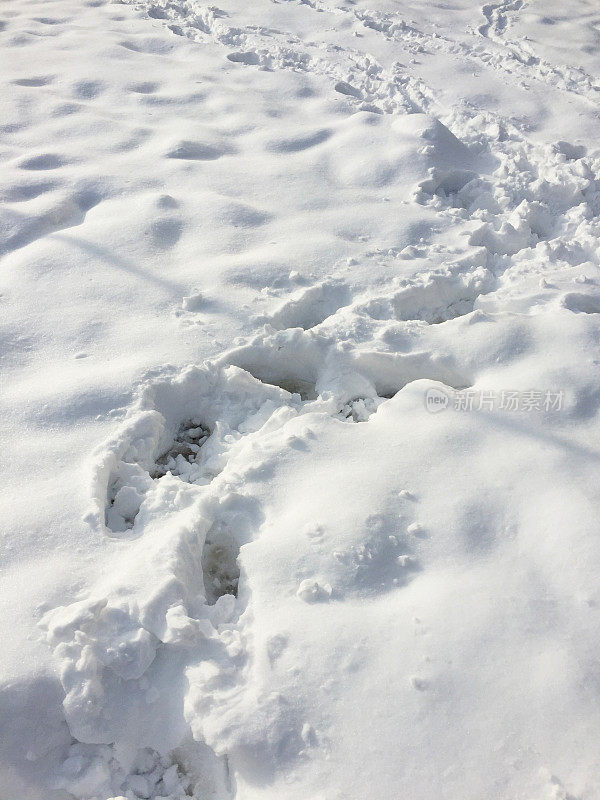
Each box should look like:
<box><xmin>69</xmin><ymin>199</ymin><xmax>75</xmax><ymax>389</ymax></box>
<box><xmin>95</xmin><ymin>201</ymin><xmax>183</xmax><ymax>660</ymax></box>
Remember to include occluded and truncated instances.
<box><xmin>124</xmin><ymin>0</ymin><xmax>600</xmax><ymax>327</ymax></box>
<box><xmin>32</xmin><ymin>1</ymin><xmax>600</xmax><ymax>796</ymax></box>
<box><xmin>63</xmin><ymin>91</ymin><xmax>600</xmax><ymax>800</ymax></box>
<box><xmin>130</xmin><ymin>0</ymin><xmax>600</xmax><ymax>111</ymax></box>
<box><xmin>129</xmin><ymin>0</ymin><xmax>436</xmax><ymax>116</ymax></box>
<box><xmin>6</xmin><ymin>0</ymin><xmax>595</xmax><ymax>262</ymax></box>
<box><xmin>299</xmin><ymin>0</ymin><xmax>600</xmax><ymax>105</ymax></box>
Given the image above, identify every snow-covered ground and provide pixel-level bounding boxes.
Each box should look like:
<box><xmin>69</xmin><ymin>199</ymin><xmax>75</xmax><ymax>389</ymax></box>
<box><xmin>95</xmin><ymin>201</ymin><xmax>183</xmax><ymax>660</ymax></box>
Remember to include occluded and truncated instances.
<box><xmin>2</xmin><ymin>0</ymin><xmax>600</xmax><ymax>798</ymax></box>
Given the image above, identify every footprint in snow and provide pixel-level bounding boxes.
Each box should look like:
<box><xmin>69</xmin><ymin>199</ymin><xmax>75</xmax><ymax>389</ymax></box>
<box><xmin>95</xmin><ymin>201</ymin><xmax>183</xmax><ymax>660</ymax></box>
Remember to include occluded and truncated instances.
<box><xmin>128</xmin><ymin>81</ymin><xmax>160</xmax><ymax>94</ymax></box>
<box><xmin>227</xmin><ymin>51</ymin><xmax>260</xmax><ymax>65</ymax></box>
<box><xmin>12</xmin><ymin>75</ymin><xmax>54</xmax><ymax>86</ymax></box>
<box><xmin>334</xmin><ymin>81</ymin><xmax>363</xmax><ymax>99</ymax></box>
<box><xmin>19</xmin><ymin>153</ymin><xmax>63</xmax><ymax>170</ymax></box>
<box><xmin>561</xmin><ymin>292</ymin><xmax>600</xmax><ymax>314</ymax></box>
<box><xmin>166</xmin><ymin>139</ymin><xmax>231</xmax><ymax>161</ymax></box>
<box><xmin>72</xmin><ymin>80</ymin><xmax>105</xmax><ymax>99</ymax></box>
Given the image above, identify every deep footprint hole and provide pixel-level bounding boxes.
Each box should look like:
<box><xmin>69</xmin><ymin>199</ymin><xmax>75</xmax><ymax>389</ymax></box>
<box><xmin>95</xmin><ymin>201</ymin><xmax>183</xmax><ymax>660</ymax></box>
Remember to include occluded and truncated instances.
<box><xmin>202</xmin><ymin>526</ymin><xmax>241</xmax><ymax>605</ymax></box>
<box><xmin>338</xmin><ymin>396</ymin><xmax>382</xmax><ymax>422</ymax></box>
<box><xmin>153</xmin><ymin>420</ymin><xmax>211</xmax><ymax>479</ymax></box>
<box><xmin>272</xmin><ymin>377</ymin><xmax>317</xmax><ymax>400</ymax></box>
<box><xmin>230</xmin><ymin>362</ymin><xmax>318</xmax><ymax>400</ymax></box>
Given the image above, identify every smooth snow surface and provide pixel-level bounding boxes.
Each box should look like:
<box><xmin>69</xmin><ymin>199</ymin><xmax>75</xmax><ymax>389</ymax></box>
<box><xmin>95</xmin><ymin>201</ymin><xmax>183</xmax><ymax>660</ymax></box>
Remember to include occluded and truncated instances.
<box><xmin>2</xmin><ymin>0</ymin><xmax>600</xmax><ymax>798</ymax></box>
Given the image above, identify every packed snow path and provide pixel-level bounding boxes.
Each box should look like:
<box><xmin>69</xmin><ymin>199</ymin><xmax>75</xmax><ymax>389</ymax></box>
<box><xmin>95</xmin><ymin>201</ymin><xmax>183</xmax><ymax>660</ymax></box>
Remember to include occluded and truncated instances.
<box><xmin>2</xmin><ymin>0</ymin><xmax>600</xmax><ymax>799</ymax></box>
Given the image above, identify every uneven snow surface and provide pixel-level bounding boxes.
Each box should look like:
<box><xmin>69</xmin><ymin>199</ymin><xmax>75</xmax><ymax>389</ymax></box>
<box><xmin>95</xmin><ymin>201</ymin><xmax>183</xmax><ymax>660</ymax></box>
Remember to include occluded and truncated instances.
<box><xmin>2</xmin><ymin>0</ymin><xmax>600</xmax><ymax>798</ymax></box>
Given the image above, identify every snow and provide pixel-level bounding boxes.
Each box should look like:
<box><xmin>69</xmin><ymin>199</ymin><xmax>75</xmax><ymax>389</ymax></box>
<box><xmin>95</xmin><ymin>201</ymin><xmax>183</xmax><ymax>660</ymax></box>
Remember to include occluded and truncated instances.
<box><xmin>2</xmin><ymin>0</ymin><xmax>600</xmax><ymax>798</ymax></box>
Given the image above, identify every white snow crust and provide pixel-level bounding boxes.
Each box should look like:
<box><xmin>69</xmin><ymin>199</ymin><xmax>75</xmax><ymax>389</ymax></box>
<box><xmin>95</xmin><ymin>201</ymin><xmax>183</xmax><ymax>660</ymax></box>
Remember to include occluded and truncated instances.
<box><xmin>2</xmin><ymin>0</ymin><xmax>600</xmax><ymax>798</ymax></box>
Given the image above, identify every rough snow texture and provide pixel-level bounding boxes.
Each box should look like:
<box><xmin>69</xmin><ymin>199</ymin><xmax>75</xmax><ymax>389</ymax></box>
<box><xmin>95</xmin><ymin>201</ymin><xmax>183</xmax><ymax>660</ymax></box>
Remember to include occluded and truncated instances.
<box><xmin>3</xmin><ymin>0</ymin><xmax>600</xmax><ymax>799</ymax></box>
